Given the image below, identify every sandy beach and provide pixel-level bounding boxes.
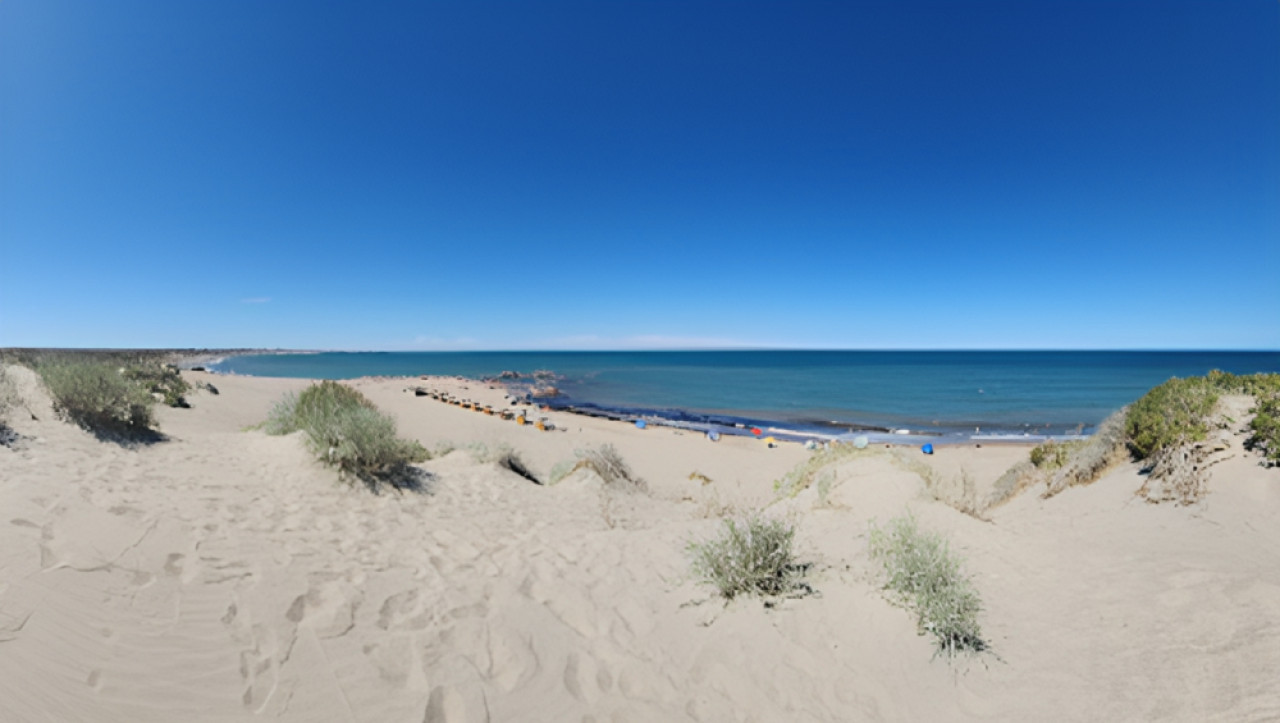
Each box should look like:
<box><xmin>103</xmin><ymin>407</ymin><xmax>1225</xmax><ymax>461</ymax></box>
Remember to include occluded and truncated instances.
<box><xmin>2</xmin><ymin>366</ymin><xmax>1278</xmax><ymax>722</ymax></box>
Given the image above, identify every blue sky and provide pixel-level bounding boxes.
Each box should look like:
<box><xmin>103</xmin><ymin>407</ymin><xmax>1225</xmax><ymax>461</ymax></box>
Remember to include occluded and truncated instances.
<box><xmin>2</xmin><ymin>1</ymin><xmax>1277</xmax><ymax>350</ymax></box>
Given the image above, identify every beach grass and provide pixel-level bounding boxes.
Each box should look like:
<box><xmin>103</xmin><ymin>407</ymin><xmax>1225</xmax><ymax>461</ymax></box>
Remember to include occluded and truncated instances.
<box><xmin>266</xmin><ymin>381</ymin><xmax>429</xmax><ymax>489</ymax></box>
<box><xmin>33</xmin><ymin>356</ymin><xmax>159</xmax><ymax>440</ymax></box>
<box><xmin>0</xmin><ymin>366</ymin><xmax>18</xmax><ymax>445</ymax></box>
<box><xmin>1039</xmin><ymin>408</ymin><xmax>1129</xmax><ymax>499</ymax></box>
<box><xmin>869</xmin><ymin>513</ymin><xmax>986</xmax><ymax>658</ymax></box>
<box><xmin>774</xmin><ymin>441</ymin><xmax>874</xmax><ymax>498</ymax></box>
<box><xmin>688</xmin><ymin>513</ymin><xmax>802</xmax><ymax>600</ymax></box>
<box><xmin>467</xmin><ymin>441</ymin><xmax>540</xmax><ymax>484</ymax></box>
<box><xmin>573</xmin><ymin>444</ymin><xmax>646</xmax><ymax>492</ymax></box>
<box><xmin>547</xmin><ymin>459</ymin><xmax>576</xmax><ymax>485</ymax></box>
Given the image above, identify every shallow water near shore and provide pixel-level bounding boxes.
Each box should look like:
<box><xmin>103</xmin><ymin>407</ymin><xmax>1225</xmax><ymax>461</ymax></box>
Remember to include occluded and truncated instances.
<box><xmin>211</xmin><ymin>350</ymin><xmax>1280</xmax><ymax>440</ymax></box>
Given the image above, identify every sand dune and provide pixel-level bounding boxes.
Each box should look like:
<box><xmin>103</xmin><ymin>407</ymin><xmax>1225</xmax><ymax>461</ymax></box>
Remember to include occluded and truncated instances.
<box><xmin>1</xmin><ymin>367</ymin><xmax>1277</xmax><ymax>721</ymax></box>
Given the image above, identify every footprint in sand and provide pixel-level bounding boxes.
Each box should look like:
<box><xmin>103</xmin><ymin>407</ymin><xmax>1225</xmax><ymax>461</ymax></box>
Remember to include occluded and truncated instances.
<box><xmin>563</xmin><ymin>652</ymin><xmax>612</xmax><ymax>703</ymax></box>
<box><xmin>486</xmin><ymin>627</ymin><xmax>540</xmax><ymax>692</ymax></box>
<box><xmin>378</xmin><ymin>589</ymin><xmax>431</xmax><ymax>631</ymax></box>
<box><xmin>163</xmin><ymin>553</ymin><xmax>185</xmax><ymax>577</ymax></box>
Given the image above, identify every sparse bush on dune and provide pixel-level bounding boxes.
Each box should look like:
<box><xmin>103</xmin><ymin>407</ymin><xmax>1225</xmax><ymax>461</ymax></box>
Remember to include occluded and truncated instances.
<box><xmin>121</xmin><ymin>362</ymin><xmax>191</xmax><ymax>407</ymax></box>
<box><xmin>774</xmin><ymin>441</ymin><xmax>872</xmax><ymax>498</ymax></box>
<box><xmin>573</xmin><ymin>444</ymin><xmax>646</xmax><ymax>492</ymax></box>
<box><xmin>986</xmin><ymin>460</ymin><xmax>1038</xmax><ymax>509</ymax></box>
<box><xmin>34</xmin><ymin>358</ymin><xmax>158</xmax><ymax>439</ymax></box>
<box><xmin>466</xmin><ymin>441</ymin><xmax>540</xmax><ymax>484</ymax></box>
<box><xmin>1248</xmin><ymin>395</ymin><xmax>1280</xmax><ymax>466</ymax></box>
<box><xmin>1125</xmin><ymin>377</ymin><xmax>1218</xmax><ymax>460</ymax></box>
<box><xmin>1121</xmin><ymin>372</ymin><xmax>1280</xmax><ymax>504</ymax></box>
<box><xmin>1029</xmin><ymin>440</ymin><xmax>1072</xmax><ymax>469</ymax></box>
<box><xmin>0</xmin><ymin>366</ymin><xmax>15</xmax><ymax>415</ymax></box>
<box><xmin>688</xmin><ymin>513</ymin><xmax>804</xmax><ymax>600</ymax></box>
<box><xmin>1040</xmin><ymin>408</ymin><xmax>1129</xmax><ymax>499</ymax></box>
<box><xmin>265</xmin><ymin>380</ymin><xmax>429</xmax><ymax>490</ymax></box>
<box><xmin>869</xmin><ymin>514</ymin><xmax>985</xmax><ymax>659</ymax></box>
<box><xmin>891</xmin><ymin>449</ymin><xmax>985</xmax><ymax>519</ymax></box>
<box><xmin>547</xmin><ymin>459</ymin><xmax>576</xmax><ymax>485</ymax></box>
<box><xmin>0</xmin><ymin>367</ymin><xmax>19</xmax><ymax>446</ymax></box>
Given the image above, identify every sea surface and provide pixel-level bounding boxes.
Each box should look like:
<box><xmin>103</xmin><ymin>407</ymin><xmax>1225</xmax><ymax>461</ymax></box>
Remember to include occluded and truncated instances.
<box><xmin>210</xmin><ymin>351</ymin><xmax>1280</xmax><ymax>442</ymax></box>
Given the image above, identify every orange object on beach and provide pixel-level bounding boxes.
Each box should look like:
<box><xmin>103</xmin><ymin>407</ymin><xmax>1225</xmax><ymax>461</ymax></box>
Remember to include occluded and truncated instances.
<box><xmin>516</xmin><ymin>415</ymin><xmax>526</xmax><ymax>425</ymax></box>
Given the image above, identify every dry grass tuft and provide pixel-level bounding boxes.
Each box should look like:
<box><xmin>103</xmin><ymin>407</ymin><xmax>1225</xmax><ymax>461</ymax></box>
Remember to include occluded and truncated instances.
<box><xmin>572</xmin><ymin>444</ymin><xmax>646</xmax><ymax>493</ymax></box>
<box><xmin>688</xmin><ymin>513</ymin><xmax>804</xmax><ymax>600</ymax></box>
<box><xmin>869</xmin><ymin>513</ymin><xmax>986</xmax><ymax>659</ymax></box>
<box><xmin>892</xmin><ymin>450</ymin><xmax>985</xmax><ymax>520</ymax></box>
<box><xmin>1041</xmin><ymin>409</ymin><xmax>1129</xmax><ymax>499</ymax></box>
<box><xmin>774</xmin><ymin>442</ymin><xmax>874</xmax><ymax>498</ymax></box>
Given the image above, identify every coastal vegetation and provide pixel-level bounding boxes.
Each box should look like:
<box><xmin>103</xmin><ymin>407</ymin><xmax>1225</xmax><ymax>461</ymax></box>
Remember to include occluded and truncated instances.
<box><xmin>570</xmin><ymin>444</ymin><xmax>646</xmax><ymax>492</ymax></box>
<box><xmin>1037</xmin><ymin>409</ymin><xmax>1129</xmax><ymax>499</ymax></box>
<box><xmin>32</xmin><ymin>356</ymin><xmax>160</xmax><ymax>440</ymax></box>
<box><xmin>467</xmin><ymin>441</ymin><xmax>540</xmax><ymax>484</ymax></box>
<box><xmin>265</xmin><ymin>380</ymin><xmax>429</xmax><ymax>490</ymax></box>
<box><xmin>1118</xmin><ymin>371</ymin><xmax>1280</xmax><ymax>502</ymax></box>
<box><xmin>1124</xmin><ymin>377</ymin><xmax>1219</xmax><ymax>459</ymax></box>
<box><xmin>688</xmin><ymin>513</ymin><xmax>804</xmax><ymax>600</ymax></box>
<box><xmin>0</xmin><ymin>366</ymin><xmax>18</xmax><ymax>445</ymax></box>
<box><xmin>773</xmin><ymin>441</ymin><xmax>873</xmax><ymax>498</ymax></box>
<box><xmin>869</xmin><ymin>514</ymin><xmax>985</xmax><ymax>658</ymax></box>
<box><xmin>0</xmin><ymin>350</ymin><xmax>202</xmax><ymax>442</ymax></box>
<box><xmin>1249</xmin><ymin>394</ymin><xmax>1280</xmax><ymax>465</ymax></box>
<box><xmin>1029</xmin><ymin>440</ymin><xmax>1076</xmax><ymax>469</ymax></box>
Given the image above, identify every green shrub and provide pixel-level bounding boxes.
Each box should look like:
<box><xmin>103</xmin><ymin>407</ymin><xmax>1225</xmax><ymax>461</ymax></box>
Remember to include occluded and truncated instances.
<box><xmin>688</xmin><ymin>514</ymin><xmax>802</xmax><ymax>599</ymax></box>
<box><xmin>0</xmin><ymin>367</ymin><xmax>18</xmax><ymax>445</ymax></box>
<box><xmin>1029</xmin><ymin>441</ymin><xmax>1069</xmax><ymax>469</ymax></box>
<box><xmin>36</xmin><ymin>359</ymin><xmax>157</xmax><ymax>438</ymax></box>
<box><xmin>121</xmin><ymin>362</ymin><xmax>191</xmax><ymax>407</ymax></box>
<box><xmin>0</xmin><ymin>366</ymin><xmax>15</xmax><ymax>416</ymax></box>
<box><xmin>1248</xmin><ymin>395</ymin><xmax>1280</xmax><ymax>465</ymax></box>
<box><xmin>1205</xmin><ymin>369</ymin><xmax>1280</xmax><ymax>397</ymax></box>
<box><xmin>869</xmin><ymin>514</ymin><xmax>985</xmax><ymax>658</ymax></box>
<box><xmin>1124</xmin><ymin>377</ymin><xmax>1218</xmax><ymax>459</ymax></box>
<box><xmin>265</xmin><ymin>381</ymin><xmax>429</xmax><ymax>488</ymax></box>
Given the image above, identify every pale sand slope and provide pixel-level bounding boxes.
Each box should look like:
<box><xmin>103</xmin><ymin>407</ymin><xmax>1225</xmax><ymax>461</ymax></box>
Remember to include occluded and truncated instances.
<box><xmin>1</xmin><ymin>367</ymin><xmax>1277</xmax><ymax>722</ymax></box>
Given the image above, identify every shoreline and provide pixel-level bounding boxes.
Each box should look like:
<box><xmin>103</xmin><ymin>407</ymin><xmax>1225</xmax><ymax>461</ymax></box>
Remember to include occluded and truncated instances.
<box><xmin>353</xmin><ymin>371</ymin><xmax>1072</xmax><ymax>447</ymax></box>
<box><xmin>209</xmin><ymin>349</ymin><xmax>1256</xmax><ymax>442</ymax></box>
<box><xmin>207</xmin><ymin>361</ymin><xmax>1094</xmax><ymax>444</ymax></box>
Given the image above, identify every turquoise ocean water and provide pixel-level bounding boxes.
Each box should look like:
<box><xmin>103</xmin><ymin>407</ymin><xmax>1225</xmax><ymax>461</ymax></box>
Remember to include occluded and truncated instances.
<box><xmin>211</xmin><ymin>351</ymin><xmax>1280</xmax><ymax>442</ymax></box>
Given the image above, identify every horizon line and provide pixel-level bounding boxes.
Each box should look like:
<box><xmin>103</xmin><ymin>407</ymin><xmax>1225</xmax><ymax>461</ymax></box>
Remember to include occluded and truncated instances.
<box><xmin>6</xmin><ymin>346</ymin><xmax>1278</xmax><ymax>354</ymax></box>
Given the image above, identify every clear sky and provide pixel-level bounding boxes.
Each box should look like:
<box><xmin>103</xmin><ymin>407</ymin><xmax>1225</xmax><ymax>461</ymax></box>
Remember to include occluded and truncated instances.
<box><xmin>2</xmin><ymin>1</ymin><xmax>1277</xmax><ymax>350</ymax></box>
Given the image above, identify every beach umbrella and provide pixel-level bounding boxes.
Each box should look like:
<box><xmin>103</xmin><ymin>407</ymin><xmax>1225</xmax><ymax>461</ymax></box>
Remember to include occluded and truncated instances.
<box><xmin>751</xmin><ymin>427</ymin><xmax>763</xmax><ymax>436</ymax></box>
<box><xmin>922</xmin><ymin>443</ymin><xmax>934</xmax><ymax>455</ymax></box>
<box><xmin>853</xmin><ymin>435</ymin><xmax>869</xmax><ymax>449</ymax></box>
<box><xmin>707</xmin><ymin>431</ymin><xmax>721</xmax><ymax>442</ymax></box>
<box><xmin>763</xmin><ymin>436</ymin><xmax>777</xmax><ymax>445</ymax></box>
<box><xmin>635</xmin><ymin>419</ymin><xmax>647</xmax><ymax>430</ymax></box>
